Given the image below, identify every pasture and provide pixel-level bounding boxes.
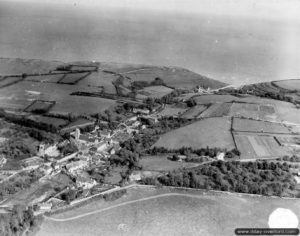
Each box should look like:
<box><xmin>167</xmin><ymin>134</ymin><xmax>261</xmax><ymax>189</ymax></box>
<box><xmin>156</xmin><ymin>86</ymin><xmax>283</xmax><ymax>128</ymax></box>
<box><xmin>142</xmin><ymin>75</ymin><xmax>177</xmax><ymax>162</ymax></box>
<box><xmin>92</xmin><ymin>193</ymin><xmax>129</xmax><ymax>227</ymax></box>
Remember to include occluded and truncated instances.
<box><xmin>123</xmin><ymin>67</ymin><xmax>226</xmax><ymax>89</ymax></box>
<box><xmin>234</xmin><ymin>133</ymin><xmax>291</xmax><ymax>159</ymax></box>
<box><xmin>140</xmin><ymin>155</ymin><xmax>197</xmax><ymax>172</ymax></box>
<box><xmin>0</xmin><ymin>81</ymin><xmax>117</xmax><ymax>115</ymax></box>
<box><xmin>138</xmin><ymin>85</ymin><xmax>173</xmax><ymax>99</ymax></box>
<box><xmin>233</xmin><ymin>118</ymin><xmax>291</xmax><ymax>134</ymax></box>
<box><xmin>58</xmin><ymin>72</ymin><xmax>90</xmax><ymax>85</ymax></box>
<box><xmin>198</xmin><ymin>103</ymin><xmax>232</xmax><ymax>118</ymax></box>
<box><xmin>193</xmin><ymin>94</ymin><xmax>241</xmax><ymax>104</ymax></box>
<box><xmin>181</xmin><ymin>105</ymin><xmax>208</xmax><ymax>119</ymax></box>
<box><xmin>77</xmin><ymin>71</ymin><xmax>117</xmax><ymax>94</ymax></box>
<box><xmin>37</xmin><ymin>187</ymin><xmax>300</xmax><ymax>236</ymax></box>
<box><xmin>25</xmin><ymin>74</ymin><xmax>65</xmax><ymax>83</ymax></box>
<box><xmin>156</xmin><ymin>105</ymin><xmax>187</xmax><ymax>117</ymax></box>
<box><xmin>154</xmin><ymin>117</ymin><xmax>235</xmax><ymax>149</ymax></box>
<box><xmin>273</xmin><ymin>80</ymin><xmax>300</xmax><ymax>91</ymax></box>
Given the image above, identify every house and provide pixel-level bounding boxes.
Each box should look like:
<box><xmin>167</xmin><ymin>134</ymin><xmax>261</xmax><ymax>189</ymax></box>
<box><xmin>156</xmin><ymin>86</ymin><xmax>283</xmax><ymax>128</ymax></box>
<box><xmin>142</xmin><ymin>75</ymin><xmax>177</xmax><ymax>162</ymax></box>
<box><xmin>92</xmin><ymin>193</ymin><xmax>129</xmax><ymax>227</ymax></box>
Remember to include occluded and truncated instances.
<box><xmin>38</xmin><ymin>202</ymin><xmax>52</xmax><ymax>212</ymax></box>
<box><xmin>76</xmin><ymin>176</ymin><xmax>97</xmax><ymax>189</ymax></box>
<box><xmin>129</xmin><ymin>172</ymin><xmax>142</xmax><ymax>182</ymax></box>
<box><xmin>38</xmin><ymin>143</ymin><xmax>59</xmax><ymax>157</ymax></box>
<box><xmin>0</xmin><ymin>155</ymin><xmax>7</xmax><ymax>168</ymax></box>
<box><xmin>66</xmin><ymin>160</ymin><xmax>88</xmax><ymax>172</ymax></box>
<box><xmin>98</xmin><ymin>130</ymin><xmax>111</xmax><ymax>139</ymax></box>
<box><xmin>216</xmin><ymin>152</ymin><xmax>225</xmax><ymax>161</ymax></box>
<box><xmin>133</xmin><ymin>108</ymin><xmax>150</xmax><ymax>115</ymax></box>
<box><xmin>96</xmin><ymin>142</ymin><xmax>108</xmax><ymax>152</ymax></box>
<box><xmin>22</xmin><ymin>156</ymin><xmax>44</xmax><ymax>168</ymax></box>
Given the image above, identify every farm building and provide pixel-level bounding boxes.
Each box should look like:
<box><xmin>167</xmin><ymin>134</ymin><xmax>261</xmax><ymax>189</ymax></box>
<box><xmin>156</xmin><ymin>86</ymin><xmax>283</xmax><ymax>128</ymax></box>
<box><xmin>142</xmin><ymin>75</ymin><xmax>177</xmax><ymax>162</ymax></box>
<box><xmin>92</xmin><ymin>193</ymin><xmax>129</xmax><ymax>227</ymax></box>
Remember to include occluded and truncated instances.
<box><xmin>133</xmin><ymin>108</ymin><xmax>150</xmax><ymax>115</ymax></box>
<box><xmin>22</xmin><ymin>156</ymin><xmax>44</xmax><ymax>167</ymax></box>
<box><xmin>76</xmin><ymin>176</ymin><xmax>97</xmax><ymax>189</ymax></box>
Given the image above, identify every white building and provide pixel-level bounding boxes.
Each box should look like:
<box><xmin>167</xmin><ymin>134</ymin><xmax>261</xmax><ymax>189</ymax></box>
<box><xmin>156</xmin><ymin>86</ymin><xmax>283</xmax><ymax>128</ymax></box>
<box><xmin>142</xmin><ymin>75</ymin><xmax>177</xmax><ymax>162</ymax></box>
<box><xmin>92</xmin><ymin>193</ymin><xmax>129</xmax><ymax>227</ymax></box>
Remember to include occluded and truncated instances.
<box><xmin>216</xmin><ymin>152</ymin><xmax>225</xmax><ymax>161</ymax></box>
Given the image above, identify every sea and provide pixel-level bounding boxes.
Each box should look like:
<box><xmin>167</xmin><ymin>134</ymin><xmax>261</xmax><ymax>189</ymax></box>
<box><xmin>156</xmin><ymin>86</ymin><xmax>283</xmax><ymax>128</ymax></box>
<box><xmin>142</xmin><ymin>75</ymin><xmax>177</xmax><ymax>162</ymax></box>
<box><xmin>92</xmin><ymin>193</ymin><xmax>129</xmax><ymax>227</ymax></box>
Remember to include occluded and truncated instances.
<box><xmin>0</xmin><ymin>1</ymin><xmax>299</xmax><ymax>85</ymax></box>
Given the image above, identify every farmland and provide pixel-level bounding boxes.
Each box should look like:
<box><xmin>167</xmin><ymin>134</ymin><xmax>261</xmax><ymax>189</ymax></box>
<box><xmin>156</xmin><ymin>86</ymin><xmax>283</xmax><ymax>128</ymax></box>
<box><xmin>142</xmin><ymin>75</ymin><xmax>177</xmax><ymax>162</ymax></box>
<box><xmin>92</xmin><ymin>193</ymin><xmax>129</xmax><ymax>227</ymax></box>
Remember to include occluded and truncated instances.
<box><xmin>37</xmin><ymin>187</ymin><xmax>300</xmax><ymax>236</ymax></box>
<box><xmin>273</xmin><ymin>79</ymin><xmax>300</xmax><ymax>91</ymax></box>
<box><xmin>58</xmin><ymin>72</ymin><xmax>91</xmax><ymax>85</ymax></box>
<box><xmin>154</xmin><ymin>117</ymin><xmax>235</xmax><ymax>150</ymax></box>
<box><xmin>25</xmin><ymin>74</ymin><xmax>65</xmax><ymax>83</ymax></box>
<box><xmin>181</xmin><ymin>105</ymin><xmax>208</xmax><ymax>119</ymax></box>
<box><xmin>156</xmin><ymin>105</ymin><xmax>187</xmax><ymax>117</ymax></box>
<box><xmin>120</xmin><ymin>67</ymin><xmax>226</xmax><ymax>90</ymax></box>
<box><xmin>198</xmin><ymin>103</ymin><xmax>232</xmax><ymax>118</ymax></box>
<box><xmin>233</xmin><ymin>118</ymin><xmax>291</xmax><ymax>133</ymax></box>
<box><xmin>0</xmin><ymin>81</ymin><xmax>116</xmax><ymax>115</ymax></box>
<box><xmin>138</xmin><ymin>85</ymin><xmax>173</xmax><ymax>99</ymax></box>
<box><xmin>229</xmin><ymin>103</ymin><xmax>278</xmax><ymax>121</ymax></box>
<box><xmin>140</xmin><ymin>155</ymin><xmax>198</xmax><ymax>172</ymax></box>
<box><xmin>193</xmin><ymin>94</ymin><xmax>241</xmax><ymax>104</ymax></box>
<box><xmin>234</xmin><ymin>133</ymin><xmax>290</xmax><ymax>159</ymax></box>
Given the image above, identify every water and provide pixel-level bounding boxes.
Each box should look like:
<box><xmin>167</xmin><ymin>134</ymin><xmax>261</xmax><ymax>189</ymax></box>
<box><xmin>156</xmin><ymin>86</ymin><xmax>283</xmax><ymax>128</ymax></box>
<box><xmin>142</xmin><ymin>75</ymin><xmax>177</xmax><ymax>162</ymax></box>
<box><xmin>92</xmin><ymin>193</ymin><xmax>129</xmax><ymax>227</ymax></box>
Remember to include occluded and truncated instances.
<box><xmin>0</xmin><ymin>1</ymin><xmax>299</xmax><ymax>85</ymax></box>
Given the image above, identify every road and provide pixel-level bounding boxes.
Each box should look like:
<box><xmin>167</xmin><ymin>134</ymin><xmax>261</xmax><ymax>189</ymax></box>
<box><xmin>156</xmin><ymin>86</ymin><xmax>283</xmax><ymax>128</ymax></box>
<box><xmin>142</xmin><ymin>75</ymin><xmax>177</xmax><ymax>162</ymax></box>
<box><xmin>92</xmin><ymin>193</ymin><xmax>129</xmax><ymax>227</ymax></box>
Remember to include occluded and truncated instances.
<box><xmin>44</xmin><ymin>192</ymin><xmax>216</xmax><ymax>222</ymax></box>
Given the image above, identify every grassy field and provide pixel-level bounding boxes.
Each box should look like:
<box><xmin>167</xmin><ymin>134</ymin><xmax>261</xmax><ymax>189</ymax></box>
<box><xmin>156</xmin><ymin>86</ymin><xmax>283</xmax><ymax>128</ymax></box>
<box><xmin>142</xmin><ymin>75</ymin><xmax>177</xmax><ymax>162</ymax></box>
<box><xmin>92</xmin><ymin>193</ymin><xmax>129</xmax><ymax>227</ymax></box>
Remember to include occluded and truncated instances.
<box><xmin>181</xmin><ymin>105</ymin><xmax>208</xmax><ymax>119</ymax></box>
<box><xmin>37</xmin><ymin>187</ymin><xmax>300</xmax><ymax>236</ymax></box>
<box><xmin>140</xmin><ymin>155</ymin><xmax>197</xmax><ymax>172</ymax></box>
<box><xmin>0</xmin><ymin>81</ymin><xmax>116</xmax><ymax>115</ymax></box>
<box><xmin>77</xmin><ymin>71</ymin><xmax>117</xmax><ymax>94</ymax></box>
<box><xmin>156</xmin><ymin>105</ymin><xmax>187</xmax><ymax>117</ymax></box>
<box><xmin>229</xmin><ymin>103</ymin><xmax>278</xmax><ymax>121</ymax></box>
<box><xmin>193</xmin><ymin>94</ymin><xmax>241</xmax><ymax>104</ymax></box>
<box><xmin>123</xmin><ymin>67</ymin><xmax>226</xmax><ymax>90</ymax></box>
<box><xmin>25</xmin><ymin>74</ymin><xmax>65</xmax><ymax>83</ymax></box>
<box><xmin>233</xmin><ymin>118</ymin><xmax>291</xmax><ymax>134</ymax></box>
<box><xmin>138</xmin><ymin>85</ymin><xmax>173</xmax><ymax>99</ymax></box>
<box><xmin>273</xmin><ymin>79</ymin><xmax>300</xmax><ymax>91</ymax></box>
<box><xmin>58</xmin><ymin>72</ymin><xmax>90</xmax><ymax>84</ymax></box>
<box><xmin>234</xmin><ymin>133</ymin><xmax>291</xmax><ymax>159</ymax></box>
<box><xmin>154</xmin><ymin>117</ymin><xmax>235</xmax><ymax>149</ymax></box>
<box><xmin>198</xmin><ymin>103</ymin><xmax>232</xmax><ymax>118</ymax></box>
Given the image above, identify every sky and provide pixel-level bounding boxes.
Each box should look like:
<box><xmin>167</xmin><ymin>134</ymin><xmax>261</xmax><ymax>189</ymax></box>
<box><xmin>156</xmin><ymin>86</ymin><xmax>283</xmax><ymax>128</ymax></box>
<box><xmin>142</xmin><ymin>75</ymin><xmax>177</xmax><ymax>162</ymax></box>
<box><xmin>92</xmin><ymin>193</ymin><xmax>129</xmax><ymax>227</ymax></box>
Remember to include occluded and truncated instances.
<box><xmin>4</xmin><ymin>0</ymin><xmax>300</xmax><ymax>22</ymax></box>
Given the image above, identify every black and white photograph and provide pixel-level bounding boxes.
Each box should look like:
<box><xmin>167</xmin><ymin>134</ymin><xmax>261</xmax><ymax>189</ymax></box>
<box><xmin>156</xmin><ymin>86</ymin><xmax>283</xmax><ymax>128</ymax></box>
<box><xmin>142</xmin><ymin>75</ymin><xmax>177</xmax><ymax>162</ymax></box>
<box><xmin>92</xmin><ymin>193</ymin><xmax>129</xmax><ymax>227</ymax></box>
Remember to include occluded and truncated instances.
<box><xmin>0</xmin><ymin>0</ymin><xmax>299</xmax><ymax>235</ymax></box>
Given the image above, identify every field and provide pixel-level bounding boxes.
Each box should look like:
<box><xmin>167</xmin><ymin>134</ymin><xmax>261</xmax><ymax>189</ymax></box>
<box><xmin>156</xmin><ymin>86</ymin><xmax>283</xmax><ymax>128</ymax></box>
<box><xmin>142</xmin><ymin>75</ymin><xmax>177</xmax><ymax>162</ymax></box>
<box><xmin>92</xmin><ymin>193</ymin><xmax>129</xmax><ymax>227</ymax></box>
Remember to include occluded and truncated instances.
<box><xmin>193</xmin><ymin>94</ymin><xmax>241</xmax><ymax>104</ymax></box>
<box><xmin>181</xmin><ymin>105</ymin><xmax>207</xmax><ymax>119</ymax></box>
<box><xmin>24</xmin><ymin>100</ymin><xmax>55</xmax><ymax>113</ymax></box>
<box><xmin>121</xmin><ymin>67</ymin><xmax>226</xmax><ymax>90</ymax></box>
<box><xmin>25</xmin><ymin>74</ymin><xmax>65</xmax><ymax>83</ymax></box>
<box><xmin>77</xmin><ymin>71</ymin><xmax>117</xmax><ymax>94</ymax></box>
<box><xmin>273</xmin><ymin>80</ymin><xmax>300</xmax><ymax>91</ymax></box>
<box><xmin>58</xmin><ymin>72</ymin><xmax>90</xmax><ymax>85</ymax></box>
<box><xmin>37</xmin><ymin>187</ymin><xmax>300</xmax><ymax>236</ymax></box>
<box><xmin>156</xmin><ymin>105</ymin><xmax>187</xmax><ymax>117</ymax></box>
<box><xmin>140</xmin><ymin>155</ymin><xmax>197</xmax><ymax>172</ymax></box>
<box><xmin>198</xmin><ymin>103</ymin><xmax>232</xmax><ymax>118</ymax></box>
<box><xmin>0</xmin><ymin>76</ymin><xmax>23</xmax><ymax>88</ymax></box>
<box><xmin>233</xmin><ymin>118</ymin><xmax>291</xmax><ymax>134</ymax></box>
<box><xmin>0</xmin><ymin>81</ymin><xmax>116</xmax><ymax>115</ymax></box>
<box><xmin>70</xmin><ymin>65</ymin><xmax>97</xmax><ymax>71</ymax></box>
<box><xmin>154</xmin><ymin>117</ymin><xmax>235</xmax><ymax>150</ymax></box>
<box><xmin>137</xmin><ymin>85</ymin><xmax>173</xmax><ymax>99</ymax></box>
<box><xmin>234</xmin><ymin>133</ymin><xmax>290</xmax><ymax>159</ymax></box>
<box><xmin>229</xmin><ymin>102</ymin><xmax>278</xmax><ymax>121</ymax></box>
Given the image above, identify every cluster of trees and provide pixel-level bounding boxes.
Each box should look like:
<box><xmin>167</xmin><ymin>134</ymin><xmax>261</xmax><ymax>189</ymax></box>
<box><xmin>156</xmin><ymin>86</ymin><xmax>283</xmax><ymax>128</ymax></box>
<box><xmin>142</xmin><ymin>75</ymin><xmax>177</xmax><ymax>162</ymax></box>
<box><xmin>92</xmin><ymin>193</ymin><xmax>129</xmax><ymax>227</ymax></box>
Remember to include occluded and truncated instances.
<box><xmin>0</xmin><ymin>111</ymin><xmax>59</xmax><ymax>133</ymax></box>
<box><xmin>131</xmin><ymin>77</ymin><xmax>165</xmax><ymax>90</ymax></box>
<box><xmin>58</xmin><ymin>142</ymin><xmax>78</xmax><ymax>156</ymax></box>
<box><xmin>148</xmin><ymin>146</ymin><xmax>240</xmax><ymax>159</ymax></box>
<box><xmin>0</xmin><ymin>205</ymin><xmax>37</xmax><ymax>236</ymax></box>
<box><xmin>278</xmin><ymin>155</ymin><xmax>300</xmax><ymax>163</ymax></box>
<box><xmin>1</xmin><ymin>138</ymin><xmax>36</xmax><ymax>160</ymax></box>
<box><xmin>0</xmin><ymin>170</ymin><xmax>43</xmax><ymax>201</ymax></box>
<box><xmin>141</xmin><ymin>160</ymin><xmax>296</xmax><ymax>197</ymax></box>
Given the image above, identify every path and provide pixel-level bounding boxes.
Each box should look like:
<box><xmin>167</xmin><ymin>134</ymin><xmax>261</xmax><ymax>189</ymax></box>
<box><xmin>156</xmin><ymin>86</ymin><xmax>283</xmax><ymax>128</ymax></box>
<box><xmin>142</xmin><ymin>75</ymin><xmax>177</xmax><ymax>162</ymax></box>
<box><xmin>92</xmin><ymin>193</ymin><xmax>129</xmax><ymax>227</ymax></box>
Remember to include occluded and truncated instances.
<box><xmin>45</xmin><ymin>192</ymin><xmax>214</xmax><ymax>222</ymax></box>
